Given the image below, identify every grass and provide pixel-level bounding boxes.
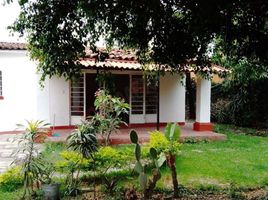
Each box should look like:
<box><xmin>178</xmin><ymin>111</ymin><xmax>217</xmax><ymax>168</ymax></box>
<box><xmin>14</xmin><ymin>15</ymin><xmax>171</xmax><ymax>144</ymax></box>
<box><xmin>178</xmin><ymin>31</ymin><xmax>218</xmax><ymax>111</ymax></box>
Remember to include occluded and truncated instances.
<box><xmin>1</xmin><ymin>124</ymin><xmax>268</xmax><ymax>199</ymax></box>
<box><xmin>160</xmin><ymin>124</ymin><xmax>268</xmax><ymax>189</ymax></box>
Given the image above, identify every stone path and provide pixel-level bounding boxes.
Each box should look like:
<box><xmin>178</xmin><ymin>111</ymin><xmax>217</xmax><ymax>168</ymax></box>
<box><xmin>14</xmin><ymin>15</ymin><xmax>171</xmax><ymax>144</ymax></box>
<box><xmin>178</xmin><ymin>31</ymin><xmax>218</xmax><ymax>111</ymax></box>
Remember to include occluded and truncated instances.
<box><xmin>0</xmin><ymin>134</ymin><xmax>21</xmax><ymax>173</ymax></box>
<box><xmin>0</xmin><ymin>134</ymin><xmax>42</xmax><ymax>174</ymax></box>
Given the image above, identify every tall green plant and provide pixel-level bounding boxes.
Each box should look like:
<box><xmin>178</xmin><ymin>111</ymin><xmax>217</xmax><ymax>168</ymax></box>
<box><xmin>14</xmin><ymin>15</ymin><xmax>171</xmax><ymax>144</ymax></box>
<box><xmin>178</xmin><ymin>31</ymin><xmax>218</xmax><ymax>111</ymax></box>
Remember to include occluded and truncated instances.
<box><xmin>14</xmin><ymin>120</ymin><xmax>49</xmax><ymax>199</ymax></box>
<box><xmin>164</xmin><ymin>123</ymin><xmax>181</xmax><ymax>198</ymax></box>
<box><xmin>149</xmin><ymin>123</ymin><xmax>181</xmax><ymax>198</ymax></box>
<box><xmin>93</xmin><ymin>89</ymin><xmax>129</xmax><ymax>145</ymax></box>
<box><xmin>66</xmin><ymin>120</ymin><xmax>98</xmax><ymax>196</ymax></box>
<box><xmin>130</xmin><ymin>130</ymin><xmax>164</xmax><ymax>200</ymax></box>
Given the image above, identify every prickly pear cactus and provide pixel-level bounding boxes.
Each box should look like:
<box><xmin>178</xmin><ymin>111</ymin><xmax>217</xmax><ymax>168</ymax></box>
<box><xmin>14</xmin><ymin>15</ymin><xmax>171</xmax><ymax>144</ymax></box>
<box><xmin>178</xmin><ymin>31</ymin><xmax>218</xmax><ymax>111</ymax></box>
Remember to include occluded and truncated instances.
<box><xmin>129</xmin><ymin>129</ymin><xmax>164</xmax><ymax>199</ymax></box>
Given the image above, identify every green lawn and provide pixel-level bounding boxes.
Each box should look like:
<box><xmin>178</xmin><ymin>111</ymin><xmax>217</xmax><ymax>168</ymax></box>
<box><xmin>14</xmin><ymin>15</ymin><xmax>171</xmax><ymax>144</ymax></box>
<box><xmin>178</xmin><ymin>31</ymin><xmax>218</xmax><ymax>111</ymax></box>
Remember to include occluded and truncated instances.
<box><xmin>1</xmin><ymin>124</ymin><xmax>268</xmax><ymax>199</ymax></box>
<box><xmin>160</xmin><ymin>124</ymin><xmax>268</xmax><ymax>189</ymax></box>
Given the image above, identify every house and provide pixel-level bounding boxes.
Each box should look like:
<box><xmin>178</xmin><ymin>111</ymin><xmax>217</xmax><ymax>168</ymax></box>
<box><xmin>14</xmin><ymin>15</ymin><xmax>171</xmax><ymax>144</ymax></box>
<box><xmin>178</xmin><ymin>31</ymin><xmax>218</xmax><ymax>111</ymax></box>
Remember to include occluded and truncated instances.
<box><xmin>0</xmin><ymin>42</ymin><xmax>226</xmax><ymax>132</ymax></box>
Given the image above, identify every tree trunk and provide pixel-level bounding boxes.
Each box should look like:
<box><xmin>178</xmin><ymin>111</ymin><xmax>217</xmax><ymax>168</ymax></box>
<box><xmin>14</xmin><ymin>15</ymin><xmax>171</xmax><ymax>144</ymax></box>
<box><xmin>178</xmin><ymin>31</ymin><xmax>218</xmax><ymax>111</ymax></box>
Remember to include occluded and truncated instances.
<box><xmin>144</xmin><ymin>169</ymin><xmax>161</xmax><ymax>200</ymax></box>
<box><xmin>167</xmin><ymin>153</ymin><xmax>179</xmax><ymax>198</ymax></box>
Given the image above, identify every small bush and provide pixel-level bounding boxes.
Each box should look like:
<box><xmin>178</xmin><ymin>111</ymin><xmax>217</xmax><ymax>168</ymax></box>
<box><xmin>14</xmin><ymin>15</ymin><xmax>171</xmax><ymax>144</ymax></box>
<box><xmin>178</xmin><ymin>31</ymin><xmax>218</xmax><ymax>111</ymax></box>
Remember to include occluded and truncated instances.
<box><xmin>211</xmin><ymin>99</ymin><xmax>231</xmax><ymax>124</ymax></box>
<box><xmin>55</xmin><ymin>150</ymin><xmax>90</xmax><ymax>172</ymax></box>
<box><xmin>149</xmin><ymin>130</ymin><xmax>180</xmax><ymax>154</ymax></box>
<box><xmin>0</xmin><ymin>166</ymin><xmax>23</xmax><ymax>192</ymax></box>
<box><xmin>149</xmin><ymin>131</ymin><xmax>169</xmax><ymax>153</ymax></box>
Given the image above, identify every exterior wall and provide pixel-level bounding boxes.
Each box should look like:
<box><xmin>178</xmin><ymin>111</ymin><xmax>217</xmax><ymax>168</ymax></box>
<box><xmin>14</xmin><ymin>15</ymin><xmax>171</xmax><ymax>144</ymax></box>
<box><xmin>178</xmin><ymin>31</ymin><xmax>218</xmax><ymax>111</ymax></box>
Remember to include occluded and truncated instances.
<box><xmin>159</xmin><ymin>73</ymin><xmax>185</xmax><ymax>123</ymax></box>
<box><xmin>0</xmin><ymin>50</ymin><xmax>39</xmax><ymax>131</ymax></box>
<box><xmin>0</xmin><ymin>50</ymin><xmax>70</xmax><ymax>131</ymax></box>
<box><xmin>49</xmin><ymin>76</ymin><xmax>70</xmax><ymax>127</ymax></box>
<box><xmin>70</xmin><ymin>71</ymin><xmax>186</xmax><ymax>126</ymax></box>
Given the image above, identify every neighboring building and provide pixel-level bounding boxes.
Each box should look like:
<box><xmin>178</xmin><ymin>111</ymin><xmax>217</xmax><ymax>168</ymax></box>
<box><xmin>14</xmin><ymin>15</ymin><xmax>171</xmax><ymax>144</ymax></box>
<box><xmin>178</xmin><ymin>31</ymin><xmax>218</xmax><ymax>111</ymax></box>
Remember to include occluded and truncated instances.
<box><xmin>0</xmin><ymin>42</ymin><xmax>224</xmax><ymax>132</ymax></box>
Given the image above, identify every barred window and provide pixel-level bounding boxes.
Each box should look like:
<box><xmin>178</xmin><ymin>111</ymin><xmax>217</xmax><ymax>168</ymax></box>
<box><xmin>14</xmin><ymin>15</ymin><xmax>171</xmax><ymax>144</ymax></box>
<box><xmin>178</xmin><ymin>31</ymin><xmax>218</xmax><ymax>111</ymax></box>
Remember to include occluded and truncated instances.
<box><xmin>0</xmin><ymin>71</ymin><xmax>2</xmax><ymax>97</ymax></box>
<box><xmin>145</xmin><ymin>83</ymin><xmax>158</xmax><ymax>114</ymax></box>
<box><xmin>71</xmin><ymin>75</ymin><xmax>84</xmax><ymax>116</ymax></box>
<box><xmin>131</xmin><ymin>75</ymin><xmax>144</xmax><ymax>114</ymax></box>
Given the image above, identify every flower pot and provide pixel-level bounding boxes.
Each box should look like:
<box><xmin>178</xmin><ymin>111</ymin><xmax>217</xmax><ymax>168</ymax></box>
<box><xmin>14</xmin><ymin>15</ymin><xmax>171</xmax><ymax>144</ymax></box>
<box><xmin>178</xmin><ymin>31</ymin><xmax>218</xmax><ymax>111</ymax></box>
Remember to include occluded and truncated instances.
<box><xmin>42</xmin><ymin>183</ymin><xmax>61</xmax><ymax>200</ymax></box>
<box><xmin>33</xmin><ymin>132</ymin><xmax>48</xmax><ymax>143</ymax></box>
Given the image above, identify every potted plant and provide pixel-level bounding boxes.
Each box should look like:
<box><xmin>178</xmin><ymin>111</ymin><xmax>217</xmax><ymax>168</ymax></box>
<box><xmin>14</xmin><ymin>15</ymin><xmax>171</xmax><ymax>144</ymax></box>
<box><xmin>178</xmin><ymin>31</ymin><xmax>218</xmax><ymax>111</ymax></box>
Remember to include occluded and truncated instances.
<box><xmin>38</xmin><ymin>162</ymin><xmax>61</xmax><ymax>200</ymax></box>
<box><xmin>14</xmin><ymin>120</ymin><xmax>50</xmax><ymax>199</ymax></box>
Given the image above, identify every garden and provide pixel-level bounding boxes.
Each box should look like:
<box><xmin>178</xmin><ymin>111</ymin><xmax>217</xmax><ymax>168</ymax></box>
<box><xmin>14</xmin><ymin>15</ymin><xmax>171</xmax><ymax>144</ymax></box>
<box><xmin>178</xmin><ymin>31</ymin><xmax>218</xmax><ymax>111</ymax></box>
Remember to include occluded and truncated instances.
<box><xmin>0</xmin><ymin>90</ymin><xmax>267</xmax><ymax>200</ymax></box>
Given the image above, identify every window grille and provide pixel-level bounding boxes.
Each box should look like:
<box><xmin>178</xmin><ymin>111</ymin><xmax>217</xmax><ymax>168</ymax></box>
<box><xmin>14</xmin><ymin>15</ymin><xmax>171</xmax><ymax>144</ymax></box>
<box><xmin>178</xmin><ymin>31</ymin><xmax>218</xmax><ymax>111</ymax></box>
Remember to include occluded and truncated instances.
<box><xmin>131</xmin><ymin>75</ymin><xmax>144</xmax><ymax>114</ymax></box>
<box><xmin>145</xmin><ymin>83</ymin><xmax>158</xmax><ymax>114</ymax></box>
<box><xmin>71</xmin><ymin>76</ymin><xmax>84</xmax><ymax>116</ymax></box>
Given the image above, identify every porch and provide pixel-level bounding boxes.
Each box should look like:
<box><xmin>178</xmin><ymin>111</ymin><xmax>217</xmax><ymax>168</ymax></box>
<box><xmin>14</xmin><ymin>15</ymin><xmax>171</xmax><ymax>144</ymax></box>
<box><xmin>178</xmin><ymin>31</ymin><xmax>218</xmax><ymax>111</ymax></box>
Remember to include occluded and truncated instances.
<box><xmin>47</xmin><ymin>123</ymin><xmax>226</xmax><ymax>144</ymax></box>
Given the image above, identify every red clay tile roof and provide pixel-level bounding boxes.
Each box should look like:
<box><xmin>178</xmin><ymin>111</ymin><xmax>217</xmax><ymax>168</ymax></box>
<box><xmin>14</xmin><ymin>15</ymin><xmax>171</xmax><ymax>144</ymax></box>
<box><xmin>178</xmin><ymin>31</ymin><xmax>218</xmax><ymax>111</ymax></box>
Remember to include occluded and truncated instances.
<box><xmin>0</xmin><ymin>42</ymin><xmax>27</xmax><ymax>50</ymax></box>
<box><xmin>0</xmin><ymin>43</ymin><xmax>228</xmax><ymax>73</ymax></box>
<box><xmin>80</xmin><ymin>48</ymin><xmax>229</xmax><ymax>73</ymax></box>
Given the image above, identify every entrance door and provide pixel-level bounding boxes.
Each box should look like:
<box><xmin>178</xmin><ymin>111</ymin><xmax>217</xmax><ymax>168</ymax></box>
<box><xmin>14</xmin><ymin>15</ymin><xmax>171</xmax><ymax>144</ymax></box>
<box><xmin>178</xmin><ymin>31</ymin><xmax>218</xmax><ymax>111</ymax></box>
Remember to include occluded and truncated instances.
<box><xmin>85</xmin><ymin>73</ymin><xmax>130</xmax><ymax>123</ymax></box>
<box><xmin>85</xmin><ymin>74</ymin><xmax>98</xmax><ymax>117</ymax></box>
<box><xmin>130</xmin><ymin>75</ymin><xmax>158</xmax><ymax>124</ymax></box>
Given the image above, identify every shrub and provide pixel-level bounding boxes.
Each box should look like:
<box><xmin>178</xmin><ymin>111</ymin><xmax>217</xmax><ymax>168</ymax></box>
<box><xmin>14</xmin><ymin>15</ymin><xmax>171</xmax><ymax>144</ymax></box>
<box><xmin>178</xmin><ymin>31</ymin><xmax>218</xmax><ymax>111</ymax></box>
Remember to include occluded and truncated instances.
<box><xmin>149</xmin><ymin>130</ymin><xmax>180</xmax><ymax>154</ymax></box>
<box><xmin>0</xmin><ymin>166</ymin><xmax>23</xmax><ymax>192</ymax></box>
<box><xmin>211</xmin><ymin>98</ymin><xmax>231</xmax><ymax>124</ymax></box>
<box><xmin>55</xmin><ymin>151</ymin><xmax>90</xmax><ymax>172</ymax></box>
<box><xmin>149</xmin><ymin>130</ymin><xmax>169</xmax><ymax>153</ymax></box>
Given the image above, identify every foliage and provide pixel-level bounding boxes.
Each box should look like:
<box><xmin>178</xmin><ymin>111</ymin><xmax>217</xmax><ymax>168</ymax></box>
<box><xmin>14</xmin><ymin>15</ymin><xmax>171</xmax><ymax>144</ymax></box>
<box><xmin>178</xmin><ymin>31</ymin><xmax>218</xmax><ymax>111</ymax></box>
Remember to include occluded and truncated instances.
<box><xmin>92</xmin><ymin>89</ymin><xmax>129</xmax><ymax>145</ymax></box>
<box><xmin>67</xmin><ymin>120</ymin><xmax>98</xmax><ymax>159</ymax></box>
<box><xmin>211</xmin><ymin>63</ymin><xmax>268</xmax><ymax>128</ymax></box>
<box><xmin>14</xmin><ymin>120</ymin><xmax>49</xmax><ymax>199</ymax></box>
<box><xmin>163</xmin><ymin>123</ymin><xmax>181</xmax><ymax>197</ymax></box>
<box><xmin>0</xmin><ymin>166</ymin><xmax>23</xmax><ymax>192</ymax></box>
<box><xmin>149</xmin><ymin>131</ymin><xmax>169</xmax><ymax>154</ymax></box>
<box><xmin>66</xmin><ymin>120</ymin><xmax>99</xmax><ymax>196</ymax></box>
<box><xmin>35</xmin><ymin>158</ymin><xmax>55</xmax><ymax>185</ymax></box>
<box><xmin>130</xmin><ymin>130</ymin><xmax>164</xmax><ymax>199</ymax></box>
<box><xmin>8</xmin><ymin>0</ymin><xmax>267</xmax><ymax>82</ymax></box>
<box><xmin>55</xmin><ymin>151</ymin><xmax>90</xmax><ymax>172</ymax></box>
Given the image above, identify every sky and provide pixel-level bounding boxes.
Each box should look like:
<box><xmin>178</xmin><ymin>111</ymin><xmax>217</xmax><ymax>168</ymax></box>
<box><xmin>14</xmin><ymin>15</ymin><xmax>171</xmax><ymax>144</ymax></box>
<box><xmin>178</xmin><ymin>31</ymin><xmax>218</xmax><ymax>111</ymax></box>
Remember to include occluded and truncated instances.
<box><xmin>0</xmin><ymin>1</ymin><xmax>25</xmax><ymax>42</ymax></box>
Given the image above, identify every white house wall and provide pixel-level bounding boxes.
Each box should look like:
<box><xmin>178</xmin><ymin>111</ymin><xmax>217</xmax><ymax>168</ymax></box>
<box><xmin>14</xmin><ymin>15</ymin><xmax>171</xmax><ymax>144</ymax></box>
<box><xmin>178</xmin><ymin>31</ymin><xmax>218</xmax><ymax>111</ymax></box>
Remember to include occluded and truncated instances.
<box><xmin>159</xmin><ymin>73</ymin><xmax>185</xmax><ymax>123</ymax></box>
<box><xmin>48</xmin><ymin>76</ymin><xmax>70</xmax><ymax>127</ymax></box>
<box><xmin>0</xmin><ymin>50</ymin><xmax>39</xmax><ymax>131</ymax></box>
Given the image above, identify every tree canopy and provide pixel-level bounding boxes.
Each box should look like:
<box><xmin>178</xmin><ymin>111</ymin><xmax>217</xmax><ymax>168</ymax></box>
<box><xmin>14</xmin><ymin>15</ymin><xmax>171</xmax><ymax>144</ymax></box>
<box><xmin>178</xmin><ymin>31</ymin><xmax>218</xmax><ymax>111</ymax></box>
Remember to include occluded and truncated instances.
<box><xmin>9</xmin><ymin>0</ymin><xmax>268</xmax><ymax>81</ymax></box>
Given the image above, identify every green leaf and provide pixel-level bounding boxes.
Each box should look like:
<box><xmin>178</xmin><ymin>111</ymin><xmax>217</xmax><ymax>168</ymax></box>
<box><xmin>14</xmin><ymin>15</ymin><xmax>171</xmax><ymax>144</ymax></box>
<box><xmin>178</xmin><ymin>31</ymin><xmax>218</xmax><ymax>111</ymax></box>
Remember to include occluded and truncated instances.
<box><xmin>150</xmin><ymin>148</ymin><xmax>157</xmax><ymax>159</ymax></box>
<box><xmin>135</xmin><ymin>144</ymin><xmax>141</xmax><ymax>161</ymax></box>
<box><xmin>134</xmin><ymin>161</ymin><xmax>143</xmax><ymax>173</ymax></box>
<box><xmin>139</xmin><ymin>172</ymin><xmax>147</xmax><ymax>190</ymax></box>
<box><xmin>130</xmin><ymin>129</ymin><xmax>138</xmax><ymax>144</ymax></box>
<box><xmin>157</xmin><ymin>152</ymin><xmax>166</xmax><ymax>167</ymax></box>
<box><xmin>164</xmin><ymin>123</ymin><xmax>172</xmax><ymax>141</ymax></box>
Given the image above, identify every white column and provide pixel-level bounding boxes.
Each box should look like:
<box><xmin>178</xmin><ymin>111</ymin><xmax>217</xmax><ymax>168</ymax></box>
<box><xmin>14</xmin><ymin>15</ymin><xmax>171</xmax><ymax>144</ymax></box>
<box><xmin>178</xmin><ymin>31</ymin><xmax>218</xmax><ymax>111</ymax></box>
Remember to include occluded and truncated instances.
<box><xmin>194</xmin><ymin>76</ymin><xmax>212</xmax><ymax>131</ymax></box>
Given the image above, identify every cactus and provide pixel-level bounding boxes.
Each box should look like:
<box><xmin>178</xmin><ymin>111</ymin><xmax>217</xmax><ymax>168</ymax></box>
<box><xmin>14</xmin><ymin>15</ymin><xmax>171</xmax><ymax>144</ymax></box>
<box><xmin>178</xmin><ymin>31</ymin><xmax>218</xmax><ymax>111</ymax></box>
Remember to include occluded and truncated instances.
<box><xmin>164</xmin><ymin>123</ymin><xmax>181</xmax><ymax>198</ymax></box>
<box><xmin>130</xmin><ymin>130</ymin><xmax>163</xmax><ymax>199</ymax></box>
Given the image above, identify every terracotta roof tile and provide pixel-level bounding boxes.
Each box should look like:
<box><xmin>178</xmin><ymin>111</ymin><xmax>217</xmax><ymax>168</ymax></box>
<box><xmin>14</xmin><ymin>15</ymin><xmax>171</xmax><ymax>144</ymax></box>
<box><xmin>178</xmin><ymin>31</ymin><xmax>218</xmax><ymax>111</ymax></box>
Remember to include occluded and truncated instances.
<box><xmin>81</xmin><ymin>48</ymin><xmax>229</xmax><ymax>73</ymax></box>
<box><xmin>0</xmin><ymin>42</ymin><xmax>27</xmax><ymax>50</ymax></box>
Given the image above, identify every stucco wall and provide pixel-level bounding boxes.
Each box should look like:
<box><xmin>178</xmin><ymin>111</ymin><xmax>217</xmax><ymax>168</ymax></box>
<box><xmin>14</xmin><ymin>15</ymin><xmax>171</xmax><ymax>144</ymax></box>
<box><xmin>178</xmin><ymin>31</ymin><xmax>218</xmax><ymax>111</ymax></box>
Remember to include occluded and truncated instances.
<box><xmin>159</xmin><ymin>73</ymin><xmax>185</xmax><ymax>123</ymax></box>
<box><xmin>49</xmin><ymin>77</ymin><xmax>70</xmax><ymax>127</ymax></box>
<box><xmin>0</xmin><ymin>50</ymin><xmax>39</xmax><ymax>131</ymax></box>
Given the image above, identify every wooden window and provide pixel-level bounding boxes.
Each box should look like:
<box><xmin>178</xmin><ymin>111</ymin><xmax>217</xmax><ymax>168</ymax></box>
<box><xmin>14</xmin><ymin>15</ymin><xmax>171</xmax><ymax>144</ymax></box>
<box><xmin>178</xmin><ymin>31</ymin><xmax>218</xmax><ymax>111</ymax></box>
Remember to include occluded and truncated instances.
<box><xmin>0</xmin><ymin>71</ymin><xmax>2</xmax><ymax>98</ymax></box>
<box><xmin>71</xmin><ymin>75</ymin><xmax>84</xmax><ymax>116</ymax></box>
<box><xmin>145</xmin><ymin>83</ymin><xmax>158</xmax><ymax>114</ymax></box>
<box><xmin>131</xmin><ymin>75</ymin><xmax>144</xmax><ymax>114</ymax></box>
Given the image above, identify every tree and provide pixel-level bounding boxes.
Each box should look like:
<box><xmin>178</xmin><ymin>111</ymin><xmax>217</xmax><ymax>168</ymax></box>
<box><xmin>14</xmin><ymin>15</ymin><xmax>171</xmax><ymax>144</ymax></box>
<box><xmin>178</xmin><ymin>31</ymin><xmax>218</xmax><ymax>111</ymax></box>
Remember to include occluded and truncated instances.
<box><xmin>7</xmin><ymin>0</ymin><xmax>267</xmax><ymax>82</ymax></box>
